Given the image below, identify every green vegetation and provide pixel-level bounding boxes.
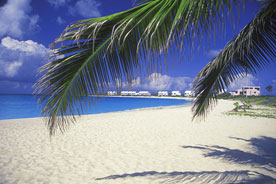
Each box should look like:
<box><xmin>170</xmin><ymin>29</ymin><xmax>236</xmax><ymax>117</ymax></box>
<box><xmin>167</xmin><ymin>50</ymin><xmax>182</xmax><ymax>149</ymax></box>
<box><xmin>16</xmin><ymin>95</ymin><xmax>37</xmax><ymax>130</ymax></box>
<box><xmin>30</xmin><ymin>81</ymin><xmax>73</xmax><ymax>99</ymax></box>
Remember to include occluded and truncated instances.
<box><xmin>218</xmin><ymin>95</ymin><xmax>276</xmax><ymax>108</ymax></box>
<box><xmin>225</xmin><ymin>107</ymin><xmax>276</xmax><ymax>119</ymax></box>
<box><xmin>233</xmin><ymin>102</ymin><xmax>240</xmax><ymax>112</ymax></box>
<box><xmin>242</xmin><ymin>98</ymin><xmax>252</xmax><ymax>109</ymax></box>
<box><xmin>221</xmin><ymin>95</ymin><xmax>276</xmax><ymax>119</ymax></box>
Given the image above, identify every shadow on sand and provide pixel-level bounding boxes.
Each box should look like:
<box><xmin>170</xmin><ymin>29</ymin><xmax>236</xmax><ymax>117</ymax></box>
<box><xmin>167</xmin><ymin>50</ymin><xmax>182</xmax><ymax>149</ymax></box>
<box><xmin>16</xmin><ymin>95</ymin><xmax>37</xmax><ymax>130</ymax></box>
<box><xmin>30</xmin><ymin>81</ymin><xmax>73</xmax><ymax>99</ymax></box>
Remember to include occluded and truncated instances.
<box><xmin>96</xmin><ymin>170</ymin><xmax>274</xmax><ymax>183</ymax></box>
<box><xmin>182</xmin><ymin>136</ymin><xmax>276</xmax><ymax>172</ymax></box>
<box><xmin>96</xmin><ymin>136</ymin><xmax>276</xmax><ymax>183</ymax></box>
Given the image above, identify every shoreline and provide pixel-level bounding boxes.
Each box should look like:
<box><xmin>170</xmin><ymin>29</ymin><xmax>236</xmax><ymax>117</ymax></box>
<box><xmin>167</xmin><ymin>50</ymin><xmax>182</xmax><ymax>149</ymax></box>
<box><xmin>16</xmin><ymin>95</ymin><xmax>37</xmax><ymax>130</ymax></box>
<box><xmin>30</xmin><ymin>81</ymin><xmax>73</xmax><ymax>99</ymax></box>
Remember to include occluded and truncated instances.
<box><xmin>0</xmin><ymin>102</ymin><xmax>193</xmax><ymax>122</ymax></box>
<box><xmin>89</xmin><ymin>94</ymin><xmax>195</xmax><ymax>101</ymax></box>
<box><xmin>103</xmin><ymin>95</ymin><xmax>194</xmax><ymax>100</ymax></box>
<box><xmin>0</xmin><ymin>103</ymin><xmax>192</xmax><ymax>123</ymax></box>
<box><xmin>0</xmin><ymin>96</ymin><xmax>193</xmax><ymax>121</ymax></box>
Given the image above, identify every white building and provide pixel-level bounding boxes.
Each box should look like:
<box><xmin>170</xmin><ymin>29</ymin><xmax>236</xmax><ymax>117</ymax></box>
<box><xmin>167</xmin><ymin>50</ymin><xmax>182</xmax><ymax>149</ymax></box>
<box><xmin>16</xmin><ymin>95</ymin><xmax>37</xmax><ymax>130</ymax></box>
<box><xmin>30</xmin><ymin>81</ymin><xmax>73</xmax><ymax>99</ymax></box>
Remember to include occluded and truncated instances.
<box><xmin>184</xmin><ymin>90</ymin><xmax>195</xmax><ymax>97</ymax></box>
<box><xmin>230</xmin><ymin>89</ymin><xmax>243</xmax><ymax>96</ymax></box>
<box><xmin>158</xmin><ymin>91</ymin><xmax>168</xmax><ymax>96</ymax></box>
<box><xmin>107</xmin><ymin>91</ymin><xmax>117</xmax><ymax>96</ymax></box>
<box><xmin>121</xmin><ymin>91</ymin><xmax>129</xmax><ymax>96</ymax></box>
<box><xmin>171</xmin><ymin>91</ymin><xmax>181</xmax><ymax>96</ymax></box>
<box><xmin>138</xmin><ymin>91</ymin><xmax>151</xmax><ymax>96</ymax></box>
<box><xmin>120</xmin><ymin>91</ymin><xmax>138</xmax><ymax>96</ymax></box>
<box><xmin>242</xmin><ymin>86</ymin><xmax>260</xmax><ymax>96</ymax></box>
<box><xmin>230</xmin><ymin>86</ymin><xmax>260</xmax><ymax>96</ymax></box>
<box><xmin>129</xmin><ymin>91</ymin><xmax>138</xmax><ymax>96</ymax></box>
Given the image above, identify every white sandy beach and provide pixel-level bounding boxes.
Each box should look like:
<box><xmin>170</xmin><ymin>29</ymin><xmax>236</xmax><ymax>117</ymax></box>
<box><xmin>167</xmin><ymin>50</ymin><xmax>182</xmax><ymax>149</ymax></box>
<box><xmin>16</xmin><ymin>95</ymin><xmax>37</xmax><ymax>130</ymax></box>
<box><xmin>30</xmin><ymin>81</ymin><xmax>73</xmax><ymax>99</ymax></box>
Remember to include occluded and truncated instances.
<box><xmin>0</xmin><ymin>99</ymin><xmax>276</xmax><ymax>184</ymax></box>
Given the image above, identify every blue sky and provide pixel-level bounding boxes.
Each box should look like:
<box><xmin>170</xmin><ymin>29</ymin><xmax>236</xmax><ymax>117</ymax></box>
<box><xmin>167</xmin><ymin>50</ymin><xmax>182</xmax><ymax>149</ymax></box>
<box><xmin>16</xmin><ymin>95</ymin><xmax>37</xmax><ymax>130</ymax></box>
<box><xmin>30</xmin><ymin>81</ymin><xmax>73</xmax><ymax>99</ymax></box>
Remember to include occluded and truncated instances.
<box><xmin>0</xmin><ymin>0</ymin><xmax>275</xmax><ymax>95</ymax></box>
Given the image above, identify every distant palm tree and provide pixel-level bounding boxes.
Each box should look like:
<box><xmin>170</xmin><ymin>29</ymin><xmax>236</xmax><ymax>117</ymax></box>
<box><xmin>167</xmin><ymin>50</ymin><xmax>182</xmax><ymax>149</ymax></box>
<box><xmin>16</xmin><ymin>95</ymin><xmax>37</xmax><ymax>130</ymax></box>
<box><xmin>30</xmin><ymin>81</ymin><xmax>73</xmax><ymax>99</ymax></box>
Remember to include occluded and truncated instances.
<box><xmin>34</xmin><ymin>0</ymin><xmax>276</xmax><ymax>135</ymax></box>
<box><xmin>266</xmin><ymin>85</ymin><xmax>273</xmax><ymax>93</ymax></box>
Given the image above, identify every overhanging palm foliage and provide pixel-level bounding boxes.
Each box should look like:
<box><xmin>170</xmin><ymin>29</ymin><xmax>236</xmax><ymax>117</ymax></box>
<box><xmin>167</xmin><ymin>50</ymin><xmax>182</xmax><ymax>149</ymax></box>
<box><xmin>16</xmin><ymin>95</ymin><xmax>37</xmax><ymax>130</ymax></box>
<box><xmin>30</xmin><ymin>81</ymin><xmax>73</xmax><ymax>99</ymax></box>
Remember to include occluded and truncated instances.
<box><xmin>192</xmin><ymin>0</ymin><xmax>276</xmax><ymax>119</ymax></box>
<box><xmin>34</xmin><ymin>0</ymin><xmax>276</xmax><ymax>135</ymax></box>
<box><xmin>35</xmin><ymin>0</ymin><xmax>237</xmax><ymax>135</ymax></box>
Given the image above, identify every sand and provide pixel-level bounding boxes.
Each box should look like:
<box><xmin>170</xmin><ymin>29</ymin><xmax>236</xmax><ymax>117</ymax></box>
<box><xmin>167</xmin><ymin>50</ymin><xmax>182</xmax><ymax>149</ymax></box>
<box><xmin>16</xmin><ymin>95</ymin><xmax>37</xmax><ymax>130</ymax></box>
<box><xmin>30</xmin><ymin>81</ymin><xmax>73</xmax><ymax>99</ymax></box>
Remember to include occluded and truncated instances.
<box><xmin>0</xmin><ymin>99</ymin><xmax>275</xmax><ymax>184</ymax></box>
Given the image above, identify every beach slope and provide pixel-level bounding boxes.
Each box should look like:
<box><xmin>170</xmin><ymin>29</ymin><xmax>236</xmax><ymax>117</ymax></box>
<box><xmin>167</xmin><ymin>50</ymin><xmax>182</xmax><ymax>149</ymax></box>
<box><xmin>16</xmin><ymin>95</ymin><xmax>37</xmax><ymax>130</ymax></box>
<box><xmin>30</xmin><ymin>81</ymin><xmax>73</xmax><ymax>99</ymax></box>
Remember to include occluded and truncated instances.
<box><xmin>0</xmin><ymin>100</ymin><xmax>275</xmax><ymax>183</ymax></box>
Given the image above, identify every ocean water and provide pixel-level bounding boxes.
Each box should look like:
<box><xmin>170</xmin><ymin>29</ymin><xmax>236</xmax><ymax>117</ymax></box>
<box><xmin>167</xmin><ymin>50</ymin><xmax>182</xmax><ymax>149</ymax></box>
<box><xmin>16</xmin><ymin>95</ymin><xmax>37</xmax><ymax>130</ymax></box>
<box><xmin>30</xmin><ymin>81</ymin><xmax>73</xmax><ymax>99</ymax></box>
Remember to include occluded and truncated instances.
<box><xmin>0</xmin><ymin>95</ymin><xmax>190</xmax><ymax>120</ymax></box>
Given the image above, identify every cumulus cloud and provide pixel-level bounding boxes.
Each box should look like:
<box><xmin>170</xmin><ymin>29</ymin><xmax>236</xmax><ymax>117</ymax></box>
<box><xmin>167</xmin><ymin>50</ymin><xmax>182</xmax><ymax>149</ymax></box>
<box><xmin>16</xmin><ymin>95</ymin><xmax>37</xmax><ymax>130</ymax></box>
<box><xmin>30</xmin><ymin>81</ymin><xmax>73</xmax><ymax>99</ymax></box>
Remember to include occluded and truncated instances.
<box><xmin>0</xmin><ymin>60</ymin><xmax>22</xmax><ymax>77</ymax></box>
<box><xmin>129</xmin><ymin>73</ymin><xmax>193</xmax><ymax>92</ymax></box>
<box><xmin>0</xmin><ymin>37</ymin><xmax>50</xmax><ymax>82</ymax></box>
<box><xmin>48</xmin><ymin>0</ymin><xmax>69</xmax><ymax>7</ymax></box>
<box><xmin>207</xmin><ymin>49</ymin><xmax>222</xmax><ymax>58</ymax></box>
<box><xmin>1</xmin><ymin>37</ymin><xmax>49</xmax><ymax>56</ymax></box>
<box><xmin>228</xmin><ymin>73</ymin><xmax>258</xmax><ymax>91</ymax></box>
<box><xmin>48</xmin><ymin>0</ymin><xmax>101</xmax><ymax>20</ymax></box>
<box><xmin>0</xmin><ymin>0</ymin><xmax>39</xmax><ymax>38</ymax></box>
<box><xmin>69</xmin><ymin>0</ymin><xmax>101</xmax><ymax>18</ymax></box>
<box><xmin>57</xmin><ymin>16</ymin><xmax>65</xmax><ymax>25</ymax></box>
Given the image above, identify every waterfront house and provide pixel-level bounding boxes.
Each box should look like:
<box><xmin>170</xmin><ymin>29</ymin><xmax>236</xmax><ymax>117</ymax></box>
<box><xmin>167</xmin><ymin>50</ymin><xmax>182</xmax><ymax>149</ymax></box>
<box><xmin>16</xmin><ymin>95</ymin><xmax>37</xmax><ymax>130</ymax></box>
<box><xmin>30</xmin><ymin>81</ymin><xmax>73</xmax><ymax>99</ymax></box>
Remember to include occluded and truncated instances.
<box><xmin>107</xmin><ymin>91</ymin><xmax>117</xmax><ymax>96</ymax></box>
<box><xmin>242</xmin><ymin>86</ymin><xmax>260</xmax><ymax>96</ymax></box>
<box><xmin>230</xmin><ymin>86</ymin><xmax>260</xmax><ymax>96</ymax></box>
<box><xmin>158</xmin><ymin>91</ymin><xmax>168</xmax><ymax>96</ymax></box>
<box><xmin>184</xmin><ymin>90</ymin><xmax>195</xmax><ymax>97</ymax></box>
<box><xmin>230</xmin><ymin>89</ymin><xmax>243</xmax><ymax>96</ymax></box>
<box><xmin>121</xmin><ymin>91</ymin><xmax>138</xmax><ymax>96</ymax></box>
<box><xmin>171</xmin><ymin>91</ymin><xmax>181</xmax><ymax>96</ymax></box>
<box><xmin>138</xmin><ymin>91</ymin><xmax>151</xmax><ymax>96</ymax></box>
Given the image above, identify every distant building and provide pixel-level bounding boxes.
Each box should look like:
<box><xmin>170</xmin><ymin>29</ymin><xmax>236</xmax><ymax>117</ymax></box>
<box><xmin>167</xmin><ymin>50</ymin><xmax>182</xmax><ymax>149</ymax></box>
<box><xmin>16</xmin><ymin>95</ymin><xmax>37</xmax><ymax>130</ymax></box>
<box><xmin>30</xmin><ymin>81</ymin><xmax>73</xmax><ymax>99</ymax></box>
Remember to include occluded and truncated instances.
<box><xmin>121</xmin><ymin>91</ymin><xmax>129</xmax><ymax>96</ymax></box>
<box><xmin>120</xmin><ymin>91</ymin><xmax>138</xmax><ymax>96</ymax></box>
<box><xmin>184</xmin><ymin>90</ymin><xmax>195</xmax><ymax>97</ymax></box>
<box><xmin>158</xmin><ymin>91</ymin><xmax>168</xmax><ymax>96</ymax></box>
<box><xmin>107</xmin><ymin>91</ymin><xmax>117</xmax><ymax>96</ymax></box>
<box><xmin>129</xmin><ymin>91</ymin><xmax>138</xmax><ymax>96</ymax></box>
<box><xmin>171</xmin><ymin>91</ymin><xmax>181</xmax><ymax>96</ymax></box>
<box><xmin>138</xmin><ymin>91</ymin><xmax>151</xmax><ymax>96</ymax></box>
<box><xmin>230</xmin><ymin>86</ymin><xmax>260</xmax><ymax>96</ymax></box>
<box><xmin>242</xmin><ymin>86</ymin><xmax>260</xmax><ymax>96</ymax></box>
<box><xmin>230</xmin><ymin>89</ymin><xmax>243</xmax><ymax>96</ymax></box>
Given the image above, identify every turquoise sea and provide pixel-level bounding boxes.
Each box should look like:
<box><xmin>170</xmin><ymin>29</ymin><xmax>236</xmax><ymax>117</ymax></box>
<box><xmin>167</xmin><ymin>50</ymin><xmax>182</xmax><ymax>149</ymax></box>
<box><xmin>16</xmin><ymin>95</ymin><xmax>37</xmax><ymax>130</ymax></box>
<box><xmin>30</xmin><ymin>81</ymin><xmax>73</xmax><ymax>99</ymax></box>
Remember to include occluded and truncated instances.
<box><xmin>0</xmin><ymin>95</ymin><xmax>190</xmax><ymax>120</ymax></box>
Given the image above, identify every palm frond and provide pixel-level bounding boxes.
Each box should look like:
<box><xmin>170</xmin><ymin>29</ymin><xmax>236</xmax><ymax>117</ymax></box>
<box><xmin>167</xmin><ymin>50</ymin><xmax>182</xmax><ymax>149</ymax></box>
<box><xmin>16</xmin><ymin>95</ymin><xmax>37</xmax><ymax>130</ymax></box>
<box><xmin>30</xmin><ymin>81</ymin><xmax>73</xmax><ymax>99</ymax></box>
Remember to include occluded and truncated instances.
<box><xmin>34</xmin><ymin>0</ymin><xmax>237</xmax><ymax>135</ymax></box>
<box><xmin>192</xmin><ymin>0</ymin><xmax>276</xmax><ymax>119</ymax></box>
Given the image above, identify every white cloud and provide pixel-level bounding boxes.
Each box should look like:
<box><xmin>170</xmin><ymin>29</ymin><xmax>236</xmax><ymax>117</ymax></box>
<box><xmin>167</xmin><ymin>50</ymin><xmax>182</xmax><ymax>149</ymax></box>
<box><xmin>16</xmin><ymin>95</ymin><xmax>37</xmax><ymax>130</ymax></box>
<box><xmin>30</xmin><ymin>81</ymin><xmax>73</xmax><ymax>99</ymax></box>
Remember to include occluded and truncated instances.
<box><xmin>0</xmin><ymin>0</ymin><xmax>39</xmax><ymax>38</ymax></box>
<box><xmin>129</xmin><ymin>73</ymin><xmax>193</xmax><ymax>91</ymax></box>
<box><xmin>0</xmin><ymin>37</ymin><xmax>50</xmax><ymax>81</ymax></box>
<box><xmin>207</xmin><ymin>49</ymin><xmax>221</xmax><ymax>58</ymax></box>
<box><xmin>48</xmin><ymin>0</ymin><xmax>69</xmax><ymax>7</ymax></box>
<box><xmin>57</xmin><ymin>16</ymin><xmax>65</xmax><ymax>25</ymax></box>
<box><xmin>146</xmin><ymin>73</ymin><xmax>172</xmax><ymax>90</ymax></box>
<box><xmin>0</xmin><ymin>60</ymin><xmax>22</xmax><ymax>77</ymax></box>
<box><xmin>48</xmin><ymin>0</ymin><xmax>101</xmax><ymax>19</ymax></box>
<box><xmin>273</xmin><ymin>80</ymin><xmax>276</xmax><ymax>83</ymax></box>
<box><xmin>69</xmin><ymin>0</ymin><xmax>101</xmax><ymax>18</ymax></box>
<box><xmin>228</xmin><ymin>73</ymin><xmax>258</xmax><ymax>91</ymax></box>
<box><xmin>1</xmin><ymin>37</ymin><xmax>49</xmax><ymax>56</ymax></box>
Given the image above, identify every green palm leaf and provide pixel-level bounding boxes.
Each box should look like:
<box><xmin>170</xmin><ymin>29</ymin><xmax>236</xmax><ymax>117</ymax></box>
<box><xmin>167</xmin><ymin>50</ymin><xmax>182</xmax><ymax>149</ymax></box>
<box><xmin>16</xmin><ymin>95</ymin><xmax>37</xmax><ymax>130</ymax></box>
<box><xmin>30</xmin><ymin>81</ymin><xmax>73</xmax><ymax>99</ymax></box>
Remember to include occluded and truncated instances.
<box><xmin>192</xmin><ymin>0</ymin><xmax>276</xmax><ymax>119</ymax></box>
<box><xmin>34</xmin><ymin>0</ymin><xmax>237</xmax><ymax>135</ymax></box>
